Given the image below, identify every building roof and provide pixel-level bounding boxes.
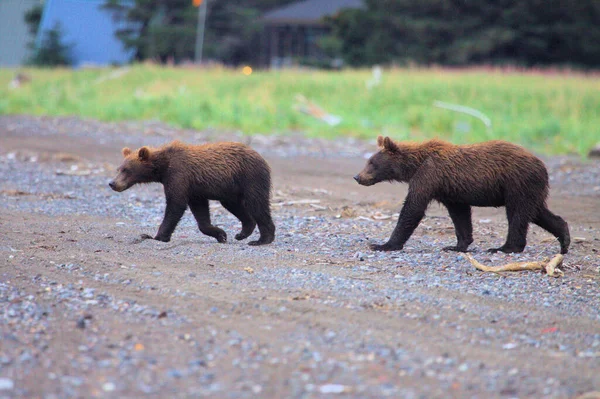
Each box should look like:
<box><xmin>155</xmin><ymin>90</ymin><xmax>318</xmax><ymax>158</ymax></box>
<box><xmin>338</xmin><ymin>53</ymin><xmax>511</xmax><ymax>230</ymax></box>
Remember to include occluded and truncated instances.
<box><xmin>263</xmin><ymin>0</ymin><xmax>363</xmax><ymax>25</ymax></box>
<box><xmin>36</xmin><ymin>0</ymin><xmax>134</xmax><ymax>67</ymax></box>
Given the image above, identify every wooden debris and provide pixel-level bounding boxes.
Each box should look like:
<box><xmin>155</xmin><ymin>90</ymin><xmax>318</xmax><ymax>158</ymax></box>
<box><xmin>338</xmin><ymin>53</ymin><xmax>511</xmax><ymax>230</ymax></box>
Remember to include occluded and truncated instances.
<box><xmin>273</xmin><ymin>199</ymin><xmax>321</xmax><ymax>207</ymax></box>
<box><xmin>94</xmin><ymin>67</ymin><xmax>130</xmax><ymax>84</ymax></box>
<box><xmin>1</xmin><ymin>189</ymin><xmax>30</xmax><ymax>196</ymax></box>
<box><xmin>293</xmin><ymin>94</ymin><xmax>342</xmax><ymax>126</ymax></box>
<box><xmin>575</xmin><ymin>392</ymin><xmax>600</xmax><ymax>399</ymax></box>
<box><xmin>371</xmin><ymin>212</ymin><xmax>392</xmax><ymax>220</ymax></box>
<box><xmin>9</xmin><ymin>72</ymin><xmax>31</xmax><ymax>89</ymax></box>
<box><xmin>465</xmin><ymin>253</ymin><xmax>564</xmax><ymax>277</ymax></box>
<box><xmin>340</xmin><ymin>206</ymin><xmax>357</xmax><ymax>218</ymax></box>
<box><xmin>56</xmin><ymin>169</ymin><xmax>92</xmax><ymax>176</ymax></box>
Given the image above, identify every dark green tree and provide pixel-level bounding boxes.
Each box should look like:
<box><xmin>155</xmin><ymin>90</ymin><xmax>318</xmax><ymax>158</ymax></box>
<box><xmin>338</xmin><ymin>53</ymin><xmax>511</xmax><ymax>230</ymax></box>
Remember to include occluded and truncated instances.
<box><xmin>103</xmin><ymin>0</ymin><xmax>197</xmax><ymax>62</ymax></box>
<box><xmin>28</xmin><ymin>23</ymin><xmax>73</xmax><ymax>66</ymax></box>
<box><xmin>327</xmin><ymin>0</ymin><xmax>600</xmax><ymax>68</ymax></box>
<box><xmin>103</xmin><ymin>0</ymin><xmax>297</xmax><ymax>65</ymax></box>
<box><xmin>24</xmin><ymin>3</ymin><xmax>44</xmax><ymax>37</ymax></box>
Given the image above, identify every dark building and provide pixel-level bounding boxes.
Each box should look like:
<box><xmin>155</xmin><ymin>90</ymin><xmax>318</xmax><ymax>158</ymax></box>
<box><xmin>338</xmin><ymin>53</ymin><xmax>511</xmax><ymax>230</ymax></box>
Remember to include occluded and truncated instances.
<box><xmin>261</xmin><ymin>0</ymin><xmax>363</xmax><ymax>68</ymax></box>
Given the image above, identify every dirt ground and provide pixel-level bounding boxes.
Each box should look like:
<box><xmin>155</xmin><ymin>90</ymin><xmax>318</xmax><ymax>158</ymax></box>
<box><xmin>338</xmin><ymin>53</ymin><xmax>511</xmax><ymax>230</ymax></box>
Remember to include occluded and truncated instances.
<box><xmin>1</xmin><ymin>116</ymin><xmax>599</xmax><ymax>399</ymax></box>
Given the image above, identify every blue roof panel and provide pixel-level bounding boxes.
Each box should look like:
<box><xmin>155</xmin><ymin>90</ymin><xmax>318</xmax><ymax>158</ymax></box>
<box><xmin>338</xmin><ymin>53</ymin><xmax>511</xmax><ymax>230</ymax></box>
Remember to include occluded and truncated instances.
<box><xmin>37</xmin><ymin>0</ymin><xmax>134</xmax><ymax>66</ymax></box>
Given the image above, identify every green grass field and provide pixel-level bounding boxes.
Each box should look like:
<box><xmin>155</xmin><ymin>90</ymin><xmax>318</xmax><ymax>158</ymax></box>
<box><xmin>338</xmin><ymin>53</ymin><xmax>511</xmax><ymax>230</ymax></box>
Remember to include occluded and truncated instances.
<box><xmin>1</xmin><ymin>65</ymin><xmax>598</xmax><ymax>155</ymax></box>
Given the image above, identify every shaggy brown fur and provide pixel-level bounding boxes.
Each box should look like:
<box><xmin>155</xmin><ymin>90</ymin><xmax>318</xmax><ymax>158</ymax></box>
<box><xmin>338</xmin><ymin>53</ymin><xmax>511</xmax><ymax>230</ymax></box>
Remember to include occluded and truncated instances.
<box><xmin>354</xmin><ymin>136</ymin><xmax>570</xmax><ymax>254</ymax></box>
<box><xmin>109</xmin><ymin>140</ymin><xmax>275</xmax><ymax>246</ymax></box>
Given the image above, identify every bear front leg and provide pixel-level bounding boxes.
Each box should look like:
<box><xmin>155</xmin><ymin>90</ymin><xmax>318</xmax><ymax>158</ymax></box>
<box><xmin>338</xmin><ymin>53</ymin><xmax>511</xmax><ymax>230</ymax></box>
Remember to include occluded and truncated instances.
<box><xmin>154</xmin><ymin>196</ymin><xmax>188</xmax><ymax>242</ymax></box>
<box><xmin>532</xmin><ymin>207</ymin><xmax>570</xmax><ymax>254</ymax></box>
<box><xmin>189</xmin><ymin>198</ymin><xmax>227</xmax><ymax>243</ymax></box>
<box><xmin>442</xmin><ymin>203</ymin><xmax>473</xmax><ymax>252</ymax></box>
<box><xmin>370</xmin><ymin>192</ymin><xmax>429</xmax><ymax>251</ymax></box>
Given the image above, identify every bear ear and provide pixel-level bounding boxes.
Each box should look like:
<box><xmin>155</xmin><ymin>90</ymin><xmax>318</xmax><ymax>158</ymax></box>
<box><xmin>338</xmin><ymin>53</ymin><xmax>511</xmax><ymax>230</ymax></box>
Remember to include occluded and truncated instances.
<box><xmin>138</xmin><ymin>147</ymin><xmax>151</xmax><ymax>161</ymax></box>
<box><xmin>376</xmin><ymin>135</ymin><xmax>385</xmax><ymax>148</ymax></box>
<box><xmin>122</xmin><ymin>147</ymin><xmax>132</xmax><ymax>157</ymax></box>
<box><xmin>382</xmin><ymin>136</ymin><xmax>399</xmax><ymax>152</ymax></box>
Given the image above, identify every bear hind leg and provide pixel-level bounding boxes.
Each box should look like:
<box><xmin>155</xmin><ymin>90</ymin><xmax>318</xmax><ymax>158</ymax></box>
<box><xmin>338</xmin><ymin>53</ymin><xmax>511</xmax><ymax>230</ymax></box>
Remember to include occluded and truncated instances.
<box><xmin>220</xmin><ymin>200</ymin><xmax>256</xmax><ymax>241</ymax></box>
<box><xmin>248</xmin><ymin>208</ymin><xmax>275</xmax><ymax>246</ymax></box>
<box><xmin>533</xmin><ymin>207</ymin><xmax>570</xmax><ymax>254</ymax></box>
<box><xmin>189</xmin><ymin>198</ymin><xmax>227</xmax><ymax>243</ymax></box>
<box><xmin>442</xmin><ymin>203</ymin><xmax>473</xmax><ymax>252</ymax></box>
<box><xmin>488</xmin><ymin>205</ymin><xmax>528</xmax><ymax>253</ymax></box>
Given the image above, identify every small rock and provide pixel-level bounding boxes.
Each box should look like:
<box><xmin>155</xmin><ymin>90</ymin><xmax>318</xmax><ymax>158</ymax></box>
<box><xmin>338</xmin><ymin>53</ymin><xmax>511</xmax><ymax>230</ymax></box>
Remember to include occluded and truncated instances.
<box><xmin>189</xmin><ymin>359</ymin><xmax>207</xmax><ymax>368</ymax></box>
<box><xmin>0</xmin><ymin>378</ymin><xmax>14</xmax><ymax>391</ymax></box>
<box><xmin>252</xmin><ymin>385</ymin><xmax>263</xmax><ymax>394</ymax></box>
<box><xmin>167</xmin><ymin>369</ymin><xmax>183</xmax><ymax>378</ymax></box>
<box><xmin>76</xmin><ymin>317</ymin><xmax>87</xmax><ymax>329</ymax></box>
<box><xmin>102</xmin><ymin>382</ymin><xmax>116</xmax><ymax>392</ymax></box>
<box><xmin>318</xmin><ymin>384</ymin><xmax>350</xmax><ymax>394</ymax></box>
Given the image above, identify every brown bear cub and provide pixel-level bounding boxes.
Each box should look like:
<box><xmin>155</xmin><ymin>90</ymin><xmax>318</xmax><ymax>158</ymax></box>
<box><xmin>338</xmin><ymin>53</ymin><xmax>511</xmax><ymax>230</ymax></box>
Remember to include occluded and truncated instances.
<box><xmin>109</xmin><ymin>140</ymin><xmax>275</xmax><ymax>246</ymax></box>
<box><xmin>354</xmin><ymin>136</ymin><xmax>570</xmax><ymax>254</ymax></box>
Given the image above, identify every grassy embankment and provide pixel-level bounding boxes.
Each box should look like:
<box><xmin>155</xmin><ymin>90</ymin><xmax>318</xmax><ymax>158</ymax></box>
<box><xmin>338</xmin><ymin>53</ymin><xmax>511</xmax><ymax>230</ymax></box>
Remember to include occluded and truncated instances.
<box><xmin>0</xmin><ymin>65</ymin><xmax>598</xmax><ymax>155</ymax></box>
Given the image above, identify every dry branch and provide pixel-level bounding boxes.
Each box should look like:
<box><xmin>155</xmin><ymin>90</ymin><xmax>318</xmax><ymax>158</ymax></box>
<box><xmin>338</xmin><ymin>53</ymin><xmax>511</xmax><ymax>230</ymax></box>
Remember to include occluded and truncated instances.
<box><xmin>465</xmin><ymin>253</ymin><xmax>564</xmax><ymax>277</ymax></box>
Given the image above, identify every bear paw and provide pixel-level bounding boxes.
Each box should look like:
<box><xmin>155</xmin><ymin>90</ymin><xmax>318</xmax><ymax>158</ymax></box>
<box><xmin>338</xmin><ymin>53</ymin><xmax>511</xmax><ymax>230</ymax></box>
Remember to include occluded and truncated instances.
<box><xmin>235</xmin><ymin>232</ymin><xmax>251</xmax><ymax>241</ymax></box>
<box><xmin>153</xmin><ymin>235</ymin><xmax>171</xmax><ymax>242</ymax></box>
<box><xmin>442</xmin><ymin>245</ymin><xmax>469</xmax><ymax>252</ymax></box>
<box><xmin>248</xmin><ymin>237</ymin><xmax>274</xmax><ymax>246</ymax></box>
<box><xmin>215</xmin><ymin>231</ymin><xmax>227</xmax><ymax>243</ymax></box>
<box><xmin>487</xmin><ymin>245</ymin><xmax>524</xmax><ymax>254</ymax></box>
<box><xmin>369</xmin><ymin>243</ymin><xmax>402</xmax><ymax>252</ymax></box>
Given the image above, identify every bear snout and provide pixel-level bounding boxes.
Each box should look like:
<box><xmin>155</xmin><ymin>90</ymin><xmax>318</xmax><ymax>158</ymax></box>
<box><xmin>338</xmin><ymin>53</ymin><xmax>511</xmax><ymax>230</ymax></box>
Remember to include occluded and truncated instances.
<box><xmin>354</xmin><ymin>174</ymin><xmax>374</xmax><ymax>186</ymax></box>
<box><xmin>108</xmin><ymin>180</ymin><xmax>127</xmax><ymax>192</ymax></box>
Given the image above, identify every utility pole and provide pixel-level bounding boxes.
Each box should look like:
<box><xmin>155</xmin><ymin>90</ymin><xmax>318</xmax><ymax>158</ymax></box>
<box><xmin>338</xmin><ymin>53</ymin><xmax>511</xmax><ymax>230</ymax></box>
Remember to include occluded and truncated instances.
<box><xmin>194</xmin><ymin>0</ymin><xmax>207</xmax><ymax>63</ymax></box>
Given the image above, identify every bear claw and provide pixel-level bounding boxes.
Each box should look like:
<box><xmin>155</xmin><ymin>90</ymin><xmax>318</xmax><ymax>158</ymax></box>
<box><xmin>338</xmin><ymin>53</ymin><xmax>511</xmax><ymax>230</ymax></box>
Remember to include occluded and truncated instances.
<box><xmin>215</xmin><ymin>233</ymin><xmax>227</xmax><ymax>243</ymax></box>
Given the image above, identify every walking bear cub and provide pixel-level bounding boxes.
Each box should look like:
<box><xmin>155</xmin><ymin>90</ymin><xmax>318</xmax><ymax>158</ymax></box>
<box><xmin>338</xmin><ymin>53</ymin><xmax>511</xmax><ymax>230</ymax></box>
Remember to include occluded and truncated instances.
<box><xmin>109</xmin><ymin>140</ymin><xmax>275</xmax><ymax>246</ymax></box>
<box><xmin>354</xmin><ymin>136</ymin><xmax>570</xmax><ymax>254</ymax></box>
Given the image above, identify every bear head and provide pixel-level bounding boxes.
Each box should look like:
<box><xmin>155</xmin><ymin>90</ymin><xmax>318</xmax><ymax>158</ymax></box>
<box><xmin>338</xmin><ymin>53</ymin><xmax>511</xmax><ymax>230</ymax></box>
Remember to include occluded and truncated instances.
<box><xmin>109</xmin><ymin>146</ymin><xmax>155</xmax><ymax>192</ymax></box>
<box><xmin>354</xmin><ymin>136</ymin><xmax>404</xmax><ymax>186</ymax></box>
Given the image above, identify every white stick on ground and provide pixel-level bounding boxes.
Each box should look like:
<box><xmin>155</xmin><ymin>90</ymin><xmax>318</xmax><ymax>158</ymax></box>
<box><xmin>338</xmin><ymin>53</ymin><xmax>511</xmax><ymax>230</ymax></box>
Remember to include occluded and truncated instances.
<box><xmin>465</xmin><ymin>253</ymin><xmax>564</xmax><ymax>277</ymax></box>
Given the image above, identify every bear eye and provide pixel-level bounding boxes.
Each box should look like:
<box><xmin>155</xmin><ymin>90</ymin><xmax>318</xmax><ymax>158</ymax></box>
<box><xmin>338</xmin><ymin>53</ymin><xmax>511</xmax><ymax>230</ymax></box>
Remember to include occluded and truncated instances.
<box><xmin>122</xmin><ymin>168</ymin><xmax>130</xmax><ymax>174</ymax></box>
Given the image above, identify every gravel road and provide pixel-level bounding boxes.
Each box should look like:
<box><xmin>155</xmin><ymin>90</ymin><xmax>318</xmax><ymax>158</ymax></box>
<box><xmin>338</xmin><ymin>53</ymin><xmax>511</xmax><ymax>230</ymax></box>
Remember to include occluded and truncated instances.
<box><xmin>1</xmin><ymin>115</ymin><xmax>599</xmax><ymax>399</ymax></box>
